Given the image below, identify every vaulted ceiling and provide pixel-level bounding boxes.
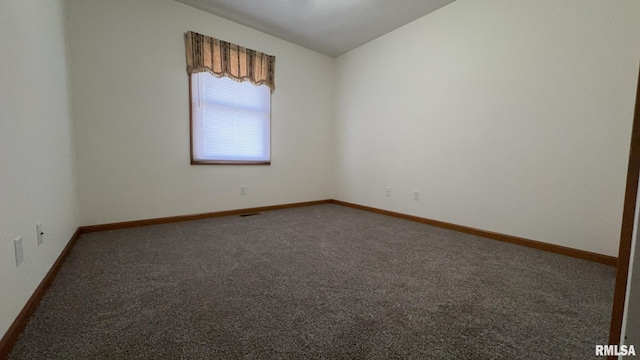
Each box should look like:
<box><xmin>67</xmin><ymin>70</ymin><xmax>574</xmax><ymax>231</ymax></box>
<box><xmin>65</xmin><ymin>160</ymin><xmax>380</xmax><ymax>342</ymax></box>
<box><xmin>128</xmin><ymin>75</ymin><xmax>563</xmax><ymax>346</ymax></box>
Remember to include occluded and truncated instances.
<box><xmin>175</xmin><ymin>0</ymin><xmax>456</xmax><ymax>57</ymax></box>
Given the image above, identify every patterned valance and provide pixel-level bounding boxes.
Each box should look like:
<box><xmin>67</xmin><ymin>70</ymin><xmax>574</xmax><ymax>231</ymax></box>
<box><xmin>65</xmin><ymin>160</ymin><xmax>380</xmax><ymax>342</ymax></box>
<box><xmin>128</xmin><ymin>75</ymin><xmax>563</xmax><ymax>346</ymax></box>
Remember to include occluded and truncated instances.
<box><xmin>185</xmin><ymin>31</ymin><xmax>276</xmax><ymax>93</ymax></box>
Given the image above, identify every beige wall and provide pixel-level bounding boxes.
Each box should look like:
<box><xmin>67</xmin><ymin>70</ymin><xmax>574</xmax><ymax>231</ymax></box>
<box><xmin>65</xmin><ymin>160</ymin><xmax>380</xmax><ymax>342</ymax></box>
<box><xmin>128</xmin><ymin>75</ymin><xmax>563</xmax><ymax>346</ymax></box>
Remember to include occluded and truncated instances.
<box><xmin>0</xmin><ymin>0</ymin><xmax>79</xmax><ymax>340</ymax></box>
<box><xmin>66</xmin><ymin>0</ymin><xmax>335</xmax><ymax>226</ymax></box>
<box><xmin>334</xmin><ymin>0</ymin><xmax>640</xmax><ymax>256</ymax></box>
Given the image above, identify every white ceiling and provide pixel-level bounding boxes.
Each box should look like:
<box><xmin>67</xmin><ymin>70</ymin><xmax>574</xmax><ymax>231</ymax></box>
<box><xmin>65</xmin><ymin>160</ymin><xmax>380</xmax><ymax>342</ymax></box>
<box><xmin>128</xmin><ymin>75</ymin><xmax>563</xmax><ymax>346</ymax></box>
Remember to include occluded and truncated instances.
<box><xmin>175</xmin><ymin>0</ymin><xmax>456</xmax><ymax>57</ymax></box>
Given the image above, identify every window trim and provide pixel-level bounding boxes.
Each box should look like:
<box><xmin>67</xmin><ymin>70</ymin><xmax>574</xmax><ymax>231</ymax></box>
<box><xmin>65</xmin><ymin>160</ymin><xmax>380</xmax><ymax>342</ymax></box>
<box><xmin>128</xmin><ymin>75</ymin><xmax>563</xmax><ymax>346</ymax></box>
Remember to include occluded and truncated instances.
<box><xmin>188</xmin><ymin>74</ymin><xmax>272</xmax><ymax>166</ymax></box>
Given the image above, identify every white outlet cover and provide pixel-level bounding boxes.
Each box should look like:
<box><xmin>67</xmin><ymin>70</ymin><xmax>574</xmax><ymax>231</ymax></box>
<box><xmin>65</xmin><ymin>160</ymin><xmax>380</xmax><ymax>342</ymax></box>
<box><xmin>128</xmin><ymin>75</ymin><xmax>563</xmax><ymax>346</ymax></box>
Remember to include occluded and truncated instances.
<box><xmin>414</xmin><ymin>190</ymin><xmax>420</xmax><ymax>201</ymax></box>
<box><xmin>14</xmin><ymin>237</ymin><xmax>24</xmax><ymax>266</ymax></box>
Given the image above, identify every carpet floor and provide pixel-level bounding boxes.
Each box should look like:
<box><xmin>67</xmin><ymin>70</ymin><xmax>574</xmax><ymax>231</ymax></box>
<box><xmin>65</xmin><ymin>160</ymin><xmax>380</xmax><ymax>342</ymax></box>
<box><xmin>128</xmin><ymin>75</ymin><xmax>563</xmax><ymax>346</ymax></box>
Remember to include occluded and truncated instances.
<box><xmin>8</xmin><ymin>204</ymin><xmax>615</xmax><ymax>359</ymax></box>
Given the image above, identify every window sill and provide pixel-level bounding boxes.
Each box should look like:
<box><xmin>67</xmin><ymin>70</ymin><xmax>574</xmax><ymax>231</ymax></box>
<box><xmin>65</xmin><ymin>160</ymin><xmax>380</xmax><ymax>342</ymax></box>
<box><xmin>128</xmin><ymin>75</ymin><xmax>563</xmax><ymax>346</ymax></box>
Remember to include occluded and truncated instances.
<box><xmin>191</xmin><ymin>160</ymin><xmax>271</xmax><ymax>165</ymax></box>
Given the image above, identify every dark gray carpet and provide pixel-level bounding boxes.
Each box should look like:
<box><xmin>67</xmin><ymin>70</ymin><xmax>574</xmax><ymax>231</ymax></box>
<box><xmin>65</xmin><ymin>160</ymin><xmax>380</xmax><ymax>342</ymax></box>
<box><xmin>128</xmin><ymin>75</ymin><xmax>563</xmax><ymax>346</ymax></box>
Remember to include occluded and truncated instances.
<box><xmin>9</xmin><ymin>204</ymin><xmax>614</xmax><ymax>359</ymax></box>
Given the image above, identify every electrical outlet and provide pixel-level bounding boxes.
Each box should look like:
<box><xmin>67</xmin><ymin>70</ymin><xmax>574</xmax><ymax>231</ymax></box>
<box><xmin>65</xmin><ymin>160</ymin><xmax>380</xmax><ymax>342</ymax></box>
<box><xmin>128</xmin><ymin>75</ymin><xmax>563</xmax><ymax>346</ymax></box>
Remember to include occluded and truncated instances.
<box><xmin>14</xmin><ymin>237</ymin><xmax>24</xmax><ymax>266</ymax></box>
<box><xmin>386</xmin><ymin>187</ymin><xmax>391</xmax><ymax>197</ymax></box>
<box><xmin>413</xmin><ymin>190</ymin><xmax>420</xmax><ymax>201</ymax></box>
<box><xmin>240</xmin><ymin>185</ymin><xmax>246</xmax><ymax>195</ymax></box>
<box><xmin>36</xmin><ymin>223</ymin><xmax>44</xmax><ymax>246</ymax></box>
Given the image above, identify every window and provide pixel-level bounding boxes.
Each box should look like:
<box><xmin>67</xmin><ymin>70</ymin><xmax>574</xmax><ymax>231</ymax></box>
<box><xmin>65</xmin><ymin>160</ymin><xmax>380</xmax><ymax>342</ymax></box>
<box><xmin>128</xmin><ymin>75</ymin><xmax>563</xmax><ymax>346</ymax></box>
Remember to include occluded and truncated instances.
<box><xmin>185</xmin><ymin>31</ymin><xmax>275</xmax><ymax>164</ymax></box>
<box><xmin>190</xmin><ymin>72</ymin><xmax>271</xmax><ymax>164</ymax></box>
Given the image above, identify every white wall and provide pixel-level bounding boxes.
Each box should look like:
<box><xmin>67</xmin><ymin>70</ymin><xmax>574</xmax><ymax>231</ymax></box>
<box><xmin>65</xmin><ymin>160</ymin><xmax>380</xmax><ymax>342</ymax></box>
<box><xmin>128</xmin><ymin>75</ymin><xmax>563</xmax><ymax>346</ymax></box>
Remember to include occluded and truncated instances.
<box><xmin>0</xmin><ymin>0</ymin><xmax>78</xmax><ymax>340</ymax></box>
<box><xmin>66</xmin><ymin>0</ymin><xmax>335</xmax><ymax>226</ymax></box>
<box><xmin>334</xmin><ymin>0</ymin><xmax>640</xmax><ymax>257</ymax></box>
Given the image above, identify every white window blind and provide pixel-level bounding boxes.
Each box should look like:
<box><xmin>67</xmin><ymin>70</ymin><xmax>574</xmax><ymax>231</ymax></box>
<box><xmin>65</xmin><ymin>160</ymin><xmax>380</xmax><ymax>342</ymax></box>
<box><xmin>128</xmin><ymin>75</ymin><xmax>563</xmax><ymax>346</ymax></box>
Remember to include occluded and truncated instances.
<box><xmin>191</xmin><ymin>72</ymin><xmax>271</xmax><ymax>163</ymax></box>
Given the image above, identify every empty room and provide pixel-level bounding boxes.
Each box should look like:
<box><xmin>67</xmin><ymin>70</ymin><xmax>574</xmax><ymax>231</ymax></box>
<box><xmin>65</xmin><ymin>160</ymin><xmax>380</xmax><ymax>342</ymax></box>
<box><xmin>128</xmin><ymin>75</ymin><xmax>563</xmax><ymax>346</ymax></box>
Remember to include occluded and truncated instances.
<box><xmin>1</xmin><ymin>0</ymin><xmax>640</xmax><ymax>358</ymax></box>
